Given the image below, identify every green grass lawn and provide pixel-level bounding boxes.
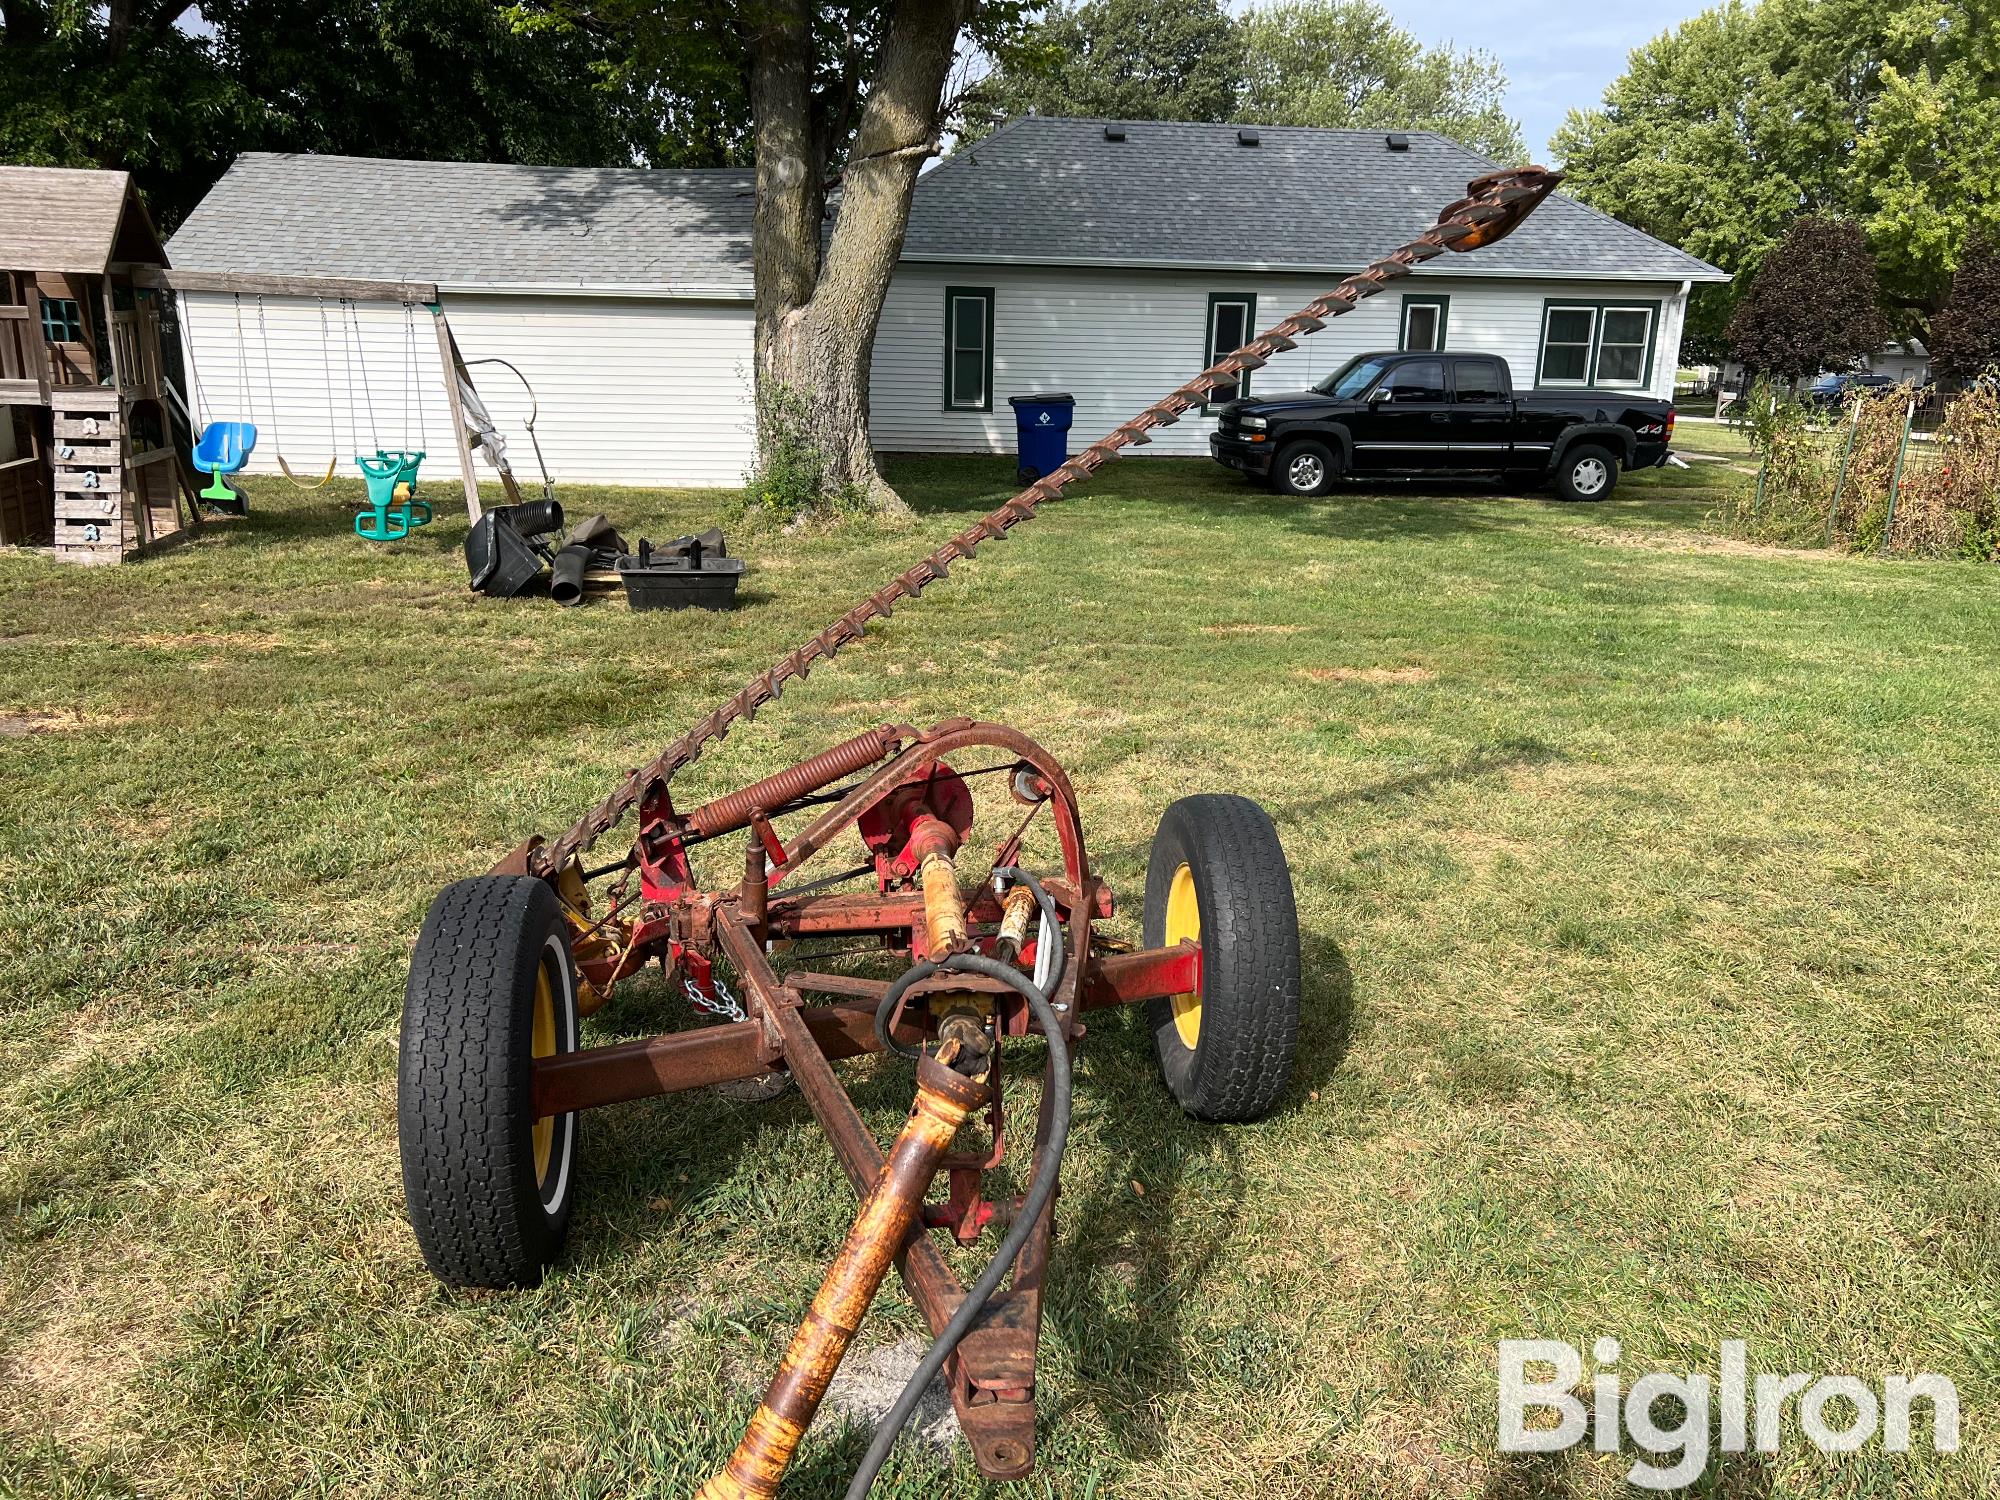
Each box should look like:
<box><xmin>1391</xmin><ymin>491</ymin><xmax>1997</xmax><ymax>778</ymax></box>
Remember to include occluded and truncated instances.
<box><xmin>3</xmin><ymin>454</ymin><xmax>1996</xmax><ymax>1499</ymax></box>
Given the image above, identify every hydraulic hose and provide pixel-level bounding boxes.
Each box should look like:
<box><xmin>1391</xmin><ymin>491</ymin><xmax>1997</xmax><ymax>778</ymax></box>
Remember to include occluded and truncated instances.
<box><xmin>849</xmin><ymin>869</ymin><xmax>1072</xmax><ymax>1499</ymax></box>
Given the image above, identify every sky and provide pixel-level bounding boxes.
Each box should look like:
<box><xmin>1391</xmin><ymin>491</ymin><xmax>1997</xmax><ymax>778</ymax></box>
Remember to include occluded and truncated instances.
<box><xmin>1361</xmin><ymin>1</ymin><xmax>1718</xmax><ymax>161</ymax></box>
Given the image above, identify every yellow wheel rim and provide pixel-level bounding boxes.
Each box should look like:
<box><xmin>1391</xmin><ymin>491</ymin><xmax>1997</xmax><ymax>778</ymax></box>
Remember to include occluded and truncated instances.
<box><xmin>1165</xmin><ymin>862</ymin><xmax>1202</xmax><ymax>1049</ymax></box>
<box><xmin>531</xmin><ymin>963</ymin><xmax>556</xmax><ymax>1186</ymax></box>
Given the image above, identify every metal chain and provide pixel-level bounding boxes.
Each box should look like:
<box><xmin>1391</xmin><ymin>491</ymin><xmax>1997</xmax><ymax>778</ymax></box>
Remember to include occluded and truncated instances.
<box><xmin>531</xmin><ymin>168</ymin><xmax>1562</xmax><ymax>877</ymax></box>
<box><xmin>686</xmin><ymin>974</ymin><xmax>748</xmax><ymax>1023</ymax></box>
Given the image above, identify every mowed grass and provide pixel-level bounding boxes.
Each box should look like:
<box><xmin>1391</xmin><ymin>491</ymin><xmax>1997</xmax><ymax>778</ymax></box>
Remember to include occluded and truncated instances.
<box><xmin>2</xmin><ymin>453</ymin><xmax>1997</xmax><ymax>1499</ymax></box>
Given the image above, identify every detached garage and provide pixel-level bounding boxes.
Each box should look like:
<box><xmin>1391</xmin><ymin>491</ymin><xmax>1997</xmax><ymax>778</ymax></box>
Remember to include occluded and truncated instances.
<box><xmin>166</xmin><ymin>154</ymin><xmax>757</xmax><ymax>489</ymax></box>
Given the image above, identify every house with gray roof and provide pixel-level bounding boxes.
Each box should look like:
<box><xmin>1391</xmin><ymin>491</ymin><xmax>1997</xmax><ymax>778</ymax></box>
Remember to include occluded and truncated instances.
<box><xmin>165</xmin><ymin>118</ymin><xmax>1725</xmax><ymax>487</ymax></box>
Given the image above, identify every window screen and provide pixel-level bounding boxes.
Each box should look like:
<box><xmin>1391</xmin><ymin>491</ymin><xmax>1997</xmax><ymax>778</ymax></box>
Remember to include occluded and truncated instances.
<box><xmin>1540</xmin><ymin>307</ymin><xmax>1597</xmax><ymax>384</ymax></box>
<box><xmin>1382</xmin><ymin>359</ymin><xmax>1446</xmax><ymax>403</ymax></box>
<box><xmin>1596</xmin><ymin>307</ymin><xmax>1652</xmax><ymax>386</ymax></box>
<box><xmin>1453</xmin><ymin>359</ymin><xmax>1506</xmax><ymax>403</ymax></box>
<box><xmin>945</xmin><ymin>289</ymin><xmax>992</xmax><ymax>410</ymax></box>
<box><xmin>1206</xmin><ymin>296</ymin><xmax>1254</xmax><ymax>402</ymax></box>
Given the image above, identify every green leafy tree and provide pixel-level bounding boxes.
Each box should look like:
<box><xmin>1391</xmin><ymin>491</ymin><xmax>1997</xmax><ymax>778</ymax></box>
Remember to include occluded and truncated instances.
<box><xmin>0</xmin><ymin>2</ymin><xmax>252</xmax><ymax>231</ymax></box>
<box><xmin>1849</xmin><ymin>50</ymin><xmax>2000</xmax><ymax>320</ymax></box>
<box><xmin>966</xmin><ymin>0</ymin><xmax>1242</xmax><ymax>132</ymax></box>
<box><xmin>1726</xmin><ymin>216</ymin><xmax>1889</xmax><ymax>382</ymax></box>
<box><xmin>0</xmin><ymin>1</ymin><xmax>639</xmax><ymax>230</ymax></box>
<box><xmin>1238</xmin><ymin>0</ymin><xmax>1523</xmax><ymax>162</ymax></box>
<box><xmin>1556</xmin><ymin>0</ymin><xmax>1997</xmax><ymax>357</ymax></box>
<box><xmin>1929</xmin><ymin>241</ymin><xmax>2000</xmax><ymax>385</ymax></box>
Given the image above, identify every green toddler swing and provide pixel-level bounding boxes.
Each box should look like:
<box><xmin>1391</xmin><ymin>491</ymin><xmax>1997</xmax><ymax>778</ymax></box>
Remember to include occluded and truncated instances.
<box><xmin>343</xmin><ymin>298</ymin><xmax>436</xmax><ymax>543</ymax></box>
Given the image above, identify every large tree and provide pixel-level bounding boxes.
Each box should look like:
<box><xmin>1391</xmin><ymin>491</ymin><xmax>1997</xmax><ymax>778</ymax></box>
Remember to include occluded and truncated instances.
<box><xmin>1555</xmin><ymin>0</ymin><xmax>1999</xmax><ymax>354</ymax></box>
<box><xmin>969</xmin><ymin>0</ymin><xmax>1524</xmax><ymax>159</ymax></box>
<box><xmin>516</xmin><ymin>0</ymin><xmax>1040</xmax><ymax>516</ymax></box>
<box><xmin>0</xmin><ymin>0</ymin><xmax>638</xmax><ymax>231</ymax></box>
<box><xmin>965</xmin><ymin>0</ymin><xmax>1242</xmax><ymax>134</ymax></box>
<box><xmin>1237</xmin><ymin>0</ymin><xmax>1523</xmax><ymax>162</ymax></box>
<box><xmin>1726</xmin><ymin>216</ymin><xmax>1889</xmax><ymax>382</ymax></box>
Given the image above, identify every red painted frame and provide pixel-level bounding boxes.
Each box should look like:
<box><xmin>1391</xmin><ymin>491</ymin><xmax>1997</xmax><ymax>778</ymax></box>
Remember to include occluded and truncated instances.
<box><xmin>504</xmin><ymin>719</ymin><xmax>1202</xmax><ymax>1480</ymax></box>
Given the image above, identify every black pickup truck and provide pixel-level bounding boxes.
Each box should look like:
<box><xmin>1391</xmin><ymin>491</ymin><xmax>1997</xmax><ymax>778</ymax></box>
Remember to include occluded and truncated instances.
<box><xmin>1210</xmin><ymin>350</ymin><xmax>1676</xmax><ymax>501</ymax></box>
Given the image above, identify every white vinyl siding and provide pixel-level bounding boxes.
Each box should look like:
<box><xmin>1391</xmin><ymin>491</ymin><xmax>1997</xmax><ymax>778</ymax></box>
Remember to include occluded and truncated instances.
<box><xmin>177</xmin><ymin>290</ymin><xmax>755</xmax><ymax>488</ymax></box>
<box><xmin>870</xmin><ymin>266</ymin><xmax>1689</xmax><ymax>457</ymax></box>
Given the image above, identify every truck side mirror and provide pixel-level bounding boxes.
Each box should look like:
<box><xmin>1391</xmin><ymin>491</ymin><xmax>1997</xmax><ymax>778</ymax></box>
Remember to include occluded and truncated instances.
<box><xmin>1367</xmin><ymin>385</ymin><xmax>1391</xmax><ymax>404</ymax></box>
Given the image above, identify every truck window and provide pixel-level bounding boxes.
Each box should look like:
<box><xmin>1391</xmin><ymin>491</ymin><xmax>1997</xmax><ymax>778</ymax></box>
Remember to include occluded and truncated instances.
<box><xmin>1379</xmin><ymin>359</ymin><xmax>1445</xmax><ymax>403</ymax></box>
<box><xmin>1318</xmin><ymin>355</ymin><xmax>1389</xmax><ymax>398</ymax></box>
<box><xmin>1453</xmin><ymin>359</ymin><xmax>1506</xmax><ymax>403</ymax></box>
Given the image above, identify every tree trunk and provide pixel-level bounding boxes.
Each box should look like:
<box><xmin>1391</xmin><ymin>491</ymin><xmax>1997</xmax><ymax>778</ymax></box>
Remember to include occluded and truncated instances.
<box><xmin>750</xmin><ymin>0</ymin><xmax>973</xmax><ymax>517</ymax></box>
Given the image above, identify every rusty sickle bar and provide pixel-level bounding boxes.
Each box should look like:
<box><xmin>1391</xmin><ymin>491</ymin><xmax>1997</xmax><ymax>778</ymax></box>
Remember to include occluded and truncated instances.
<box><xmin>531</xmin><ymin>166</ymin><xmax>1563</xmax><ymax>877</ymax></box>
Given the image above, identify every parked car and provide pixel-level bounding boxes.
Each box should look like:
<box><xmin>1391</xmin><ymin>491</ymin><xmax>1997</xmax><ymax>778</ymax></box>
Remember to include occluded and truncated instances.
<box><xmin>1210</xmin><ymin>351</ymin><xmax>1676</xmax><ymax>501</ymax></box>
<box><xmin>1803</xmin><ymin>372</ymin><xmax>1898</xmax><ymax>410</ymax></box>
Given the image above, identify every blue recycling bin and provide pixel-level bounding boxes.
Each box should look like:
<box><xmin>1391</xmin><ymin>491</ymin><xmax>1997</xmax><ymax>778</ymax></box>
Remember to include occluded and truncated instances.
<box><xmin>1008</xmin><ymin>392</ymin><xmax>1075</xmax><ymax>482</ymax></box>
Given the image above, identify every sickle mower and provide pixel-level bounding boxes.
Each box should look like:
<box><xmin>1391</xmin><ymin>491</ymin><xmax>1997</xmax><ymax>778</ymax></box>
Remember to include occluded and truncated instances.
<box><xmin>395</xmin><ymin>167</ymin><xmax>1562</xmax><ymax>1497</ymax></box>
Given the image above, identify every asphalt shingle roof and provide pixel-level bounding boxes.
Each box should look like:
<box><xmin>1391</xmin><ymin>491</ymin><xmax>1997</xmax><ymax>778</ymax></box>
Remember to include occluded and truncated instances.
<box><xmin>164</xmin><ymin>121</ymin><xmax>1724</xmax><ymax>292</ymax></box>
<box><xmin>167</xmin><ymin>153</ymin><xmax>756</xmax><ymax>295</ymax></box>
<box><xmin>902</xmin><ymin>117</ymin><xmax>1727</xmax><ymax>282</ymax></box>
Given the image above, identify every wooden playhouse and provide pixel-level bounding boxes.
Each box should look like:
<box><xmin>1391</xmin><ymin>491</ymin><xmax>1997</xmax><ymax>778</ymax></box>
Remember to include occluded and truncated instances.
<box><xmin>0</xmin><ymin>165</ymin><xmax>200</xmax><ymax>564</ymax></box>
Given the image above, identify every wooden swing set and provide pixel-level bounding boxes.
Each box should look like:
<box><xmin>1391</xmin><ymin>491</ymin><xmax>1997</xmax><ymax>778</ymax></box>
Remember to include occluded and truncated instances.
<box><xmin>133</xmin><ymin>266</ymin><xmax>534</xmax><ymax>532</ymax></box>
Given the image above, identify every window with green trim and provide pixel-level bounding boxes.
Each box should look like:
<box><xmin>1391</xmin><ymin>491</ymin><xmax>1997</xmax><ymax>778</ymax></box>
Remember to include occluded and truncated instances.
<box><xmin>1540</xmin><ymin>306</ymin><xmax>1597</xmax><ymax>385</ymax></box>
<box><xmin>1205</xmin><ymin>292</ymin><xmax>1256</xmax><ymax>404</ymax></box>
<box><xmin>40</xmin><ymin>296</ymin><xmax>83</xmax><ymax>344</ymax></box>
<box><xmin>1596</xmin><ymin>307</ymin><xmax>1653</xmax><ymax>386</ymax></box>
<box><xmin>944</xmin><ymin>287</ymin><xmax>994</xmax><ymax>411</ymax></box>
<box><xmin>1400</xmin><ymin>294</ymin><xmax>1449</xmax><ymax>351</ymax></box>
<box><xmin>1537</xmin><ymin>301</ymin><xmax>1659</xmax><ymax>390</ymax></box>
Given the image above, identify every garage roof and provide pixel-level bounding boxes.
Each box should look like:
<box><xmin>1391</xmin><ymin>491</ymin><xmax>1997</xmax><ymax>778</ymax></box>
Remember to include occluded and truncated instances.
<box><xmin>168</xmin><ymin>153</ymin><xmax>756</xmax><ymax>298</ymax></box>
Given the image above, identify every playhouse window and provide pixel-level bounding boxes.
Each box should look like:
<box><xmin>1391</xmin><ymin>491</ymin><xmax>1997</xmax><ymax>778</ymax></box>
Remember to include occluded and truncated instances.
<box><xmin>40</xmin><ymin>297</ymin><xmax>84</xmax><ymax>344</ymax></box>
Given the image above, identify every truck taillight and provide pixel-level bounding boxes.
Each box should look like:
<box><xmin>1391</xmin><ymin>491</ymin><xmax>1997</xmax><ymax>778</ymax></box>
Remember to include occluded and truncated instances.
<box><xmin>1666</xmin><ymin>407</ymin><xmax>1677</xmax><ymax>440</ymax></box>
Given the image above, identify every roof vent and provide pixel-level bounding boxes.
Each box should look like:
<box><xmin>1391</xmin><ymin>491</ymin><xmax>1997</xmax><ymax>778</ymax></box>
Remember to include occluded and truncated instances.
<box><xmin>1237</xmin><ymin>127</ymin><xmax>1260</xmax><ymax>147</ymax></box>
<box><xmin>1103</xmin><ymin>123</ymin><xmax>1127</xmax><ymax>142</ymax></box>
<box><xmin>1385</xmin><ymin>132</ymin><xmax>1411</xmax><ymax>151</ymax></box>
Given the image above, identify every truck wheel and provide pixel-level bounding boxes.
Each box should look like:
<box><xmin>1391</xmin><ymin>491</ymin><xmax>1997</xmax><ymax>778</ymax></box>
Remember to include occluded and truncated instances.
<box><xmin>399</xmin><ymin>876</ymin><xmax>581</xmax><ymax>1288</ymax></box>
<box><xmin>1272</xmin><ymin>439</ymin><xmax>1338</xmax><ymax>497</ymax></box>
<box><xmin>1143</xmin><ymin>795</ymin><xmax>1302</xmax><ymax>1121</ymax></box>
<box><xmin>1554</xmin><ymin>444</ymin><xmax>1618</xmax><ymax>501</ymax></box>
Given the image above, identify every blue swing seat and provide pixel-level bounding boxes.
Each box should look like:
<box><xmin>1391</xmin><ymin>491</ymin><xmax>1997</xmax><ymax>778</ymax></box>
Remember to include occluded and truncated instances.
<box><xmin>193</xmin><ymin>421</ymin><xmax>258</xmax><ymax>508</ymax></box>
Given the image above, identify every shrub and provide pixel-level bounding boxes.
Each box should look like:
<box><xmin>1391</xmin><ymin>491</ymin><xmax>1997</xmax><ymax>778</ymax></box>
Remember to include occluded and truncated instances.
<box><xmin>1929</xmin><ymin>241</ymin><xmax>2000</xmax><ymax>387</ymax></box>
<box><xmin>735</xmin><ymin>380</ymin><xmax>867</xmax><ymax>527</ymax></box>
<box><xmin>1727</xmin><ymin>217</ymin><xmax>1888</xmax><ymax>383</ymax></box>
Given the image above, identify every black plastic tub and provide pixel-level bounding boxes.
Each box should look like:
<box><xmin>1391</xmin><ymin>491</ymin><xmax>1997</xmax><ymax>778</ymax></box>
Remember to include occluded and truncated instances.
<box><xmin>615</xmin><ymin>554</ymin><xmax>746</xmax><ymax>611</ymax></box>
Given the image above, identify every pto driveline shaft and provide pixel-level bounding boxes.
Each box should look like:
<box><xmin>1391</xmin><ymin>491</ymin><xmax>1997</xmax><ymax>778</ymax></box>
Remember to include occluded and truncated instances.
<box><xmin>696</xmin><ymin>1046</ymin><xmax>988</xmax><ymax>1500</ymax></box>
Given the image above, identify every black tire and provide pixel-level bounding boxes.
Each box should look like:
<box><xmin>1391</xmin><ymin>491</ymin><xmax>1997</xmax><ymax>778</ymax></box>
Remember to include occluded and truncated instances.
<box><xmin>1142</xmin><ymin>795</ymin><xmax>1302</xmax><ymax>1121</ymax></box>
<box><xmin>1271</xmin><ymin>439</ymin><xmax>1339</xmax><ymax>497</ymax></box>
<box><xmin>399</xmin><ymin>876</ymin><xmax>581</xmax><ymax>1288</ymax></box>
<box><xmin>1554</xmin><ymin>443</ymin><xmax>1618</xmax><ymax>502</ymax></box>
